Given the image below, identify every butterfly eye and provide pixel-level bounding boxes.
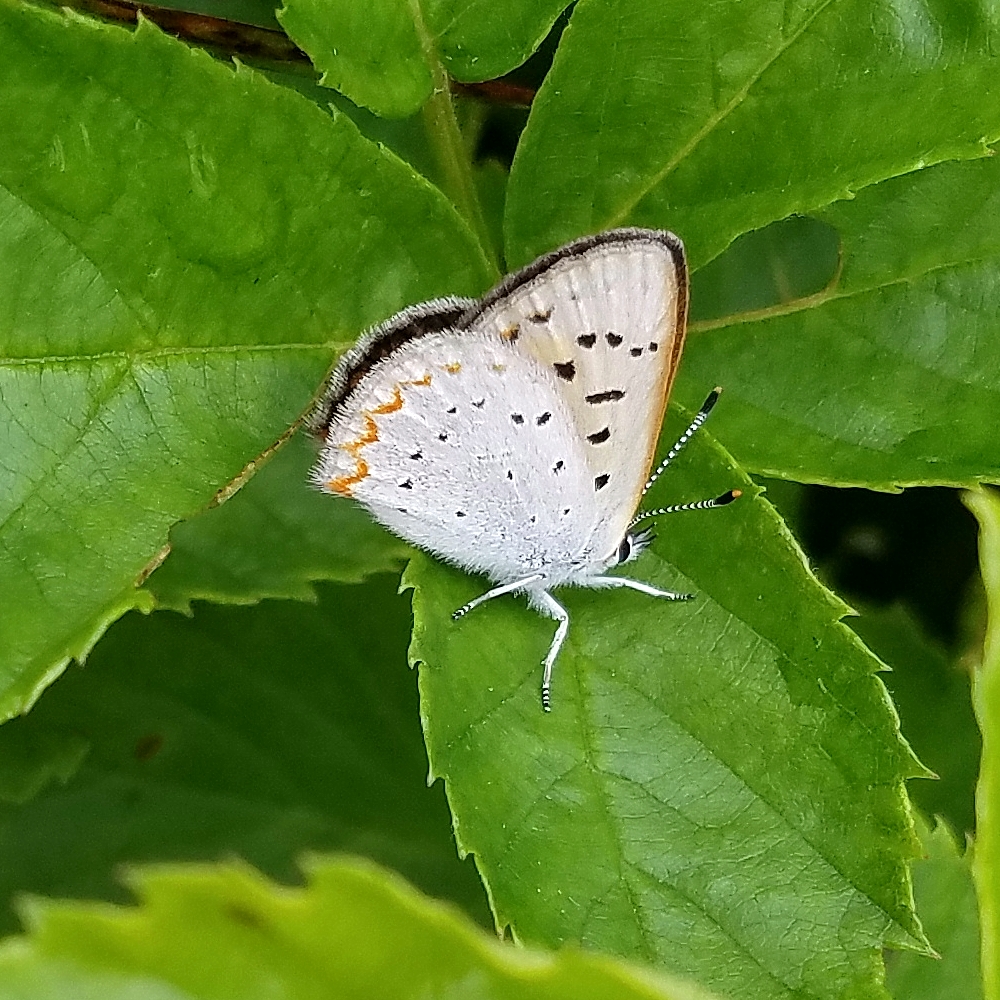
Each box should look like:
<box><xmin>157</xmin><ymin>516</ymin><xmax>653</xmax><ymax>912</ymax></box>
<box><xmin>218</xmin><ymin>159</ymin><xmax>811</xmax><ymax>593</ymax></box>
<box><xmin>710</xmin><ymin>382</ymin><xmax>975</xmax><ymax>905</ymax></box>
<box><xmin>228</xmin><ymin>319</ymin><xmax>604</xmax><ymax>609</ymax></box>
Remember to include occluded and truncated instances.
<box><xmin>617</xmin><ymin>537</ymin><xmax>632</xmax><ymax>564</ymax></box>
<box><xmin>618</xmin><ymin>527</ymin><xmax>655</xmax><ymax>565</ymax></box>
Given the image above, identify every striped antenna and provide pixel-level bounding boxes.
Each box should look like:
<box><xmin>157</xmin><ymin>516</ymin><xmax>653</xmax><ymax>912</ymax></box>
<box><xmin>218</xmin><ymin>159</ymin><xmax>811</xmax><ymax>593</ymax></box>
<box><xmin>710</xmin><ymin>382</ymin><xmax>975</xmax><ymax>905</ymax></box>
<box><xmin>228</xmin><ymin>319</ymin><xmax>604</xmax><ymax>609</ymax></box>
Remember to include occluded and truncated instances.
<box><xmin>642</xmin><ymin>387</ymin><xmax>722</xmax><ymax>496</ymax></box>
<box><xmin>629</xmin><ymin>490</ymin><xmax>741</xmax><ymax>530</ymax></box>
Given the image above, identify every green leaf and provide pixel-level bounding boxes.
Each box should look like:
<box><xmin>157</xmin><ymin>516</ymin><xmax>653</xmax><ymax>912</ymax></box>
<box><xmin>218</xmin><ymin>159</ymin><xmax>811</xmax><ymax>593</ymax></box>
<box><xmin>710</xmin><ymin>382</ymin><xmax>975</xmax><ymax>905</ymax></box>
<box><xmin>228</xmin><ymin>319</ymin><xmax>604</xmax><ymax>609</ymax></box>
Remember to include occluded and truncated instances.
<box><xmin>751</xmin><ymin>476</ymin><xmax>810</xmax><ymax>542</ymax></box>
<box><xmin>0</xmin><ymin>726</ymin><xmax>89</xmax><ymax>809</ymax></box>
<box><xmin>689</xmin><ymin>217</ymin><xmax>840</xmax><ymax>327</ymax></box>
<box><xmin>0</xmin><ymin>858</ymin><xmax>722</xmax><ymax>1000</ymax></box>
<box><xmin>849</xmin><ymin>603</ymin><xmax>980</xmax><ymax>835</ymax></box>
<box><xmin>677</xmin><ymin>155</ymin><xmax>1000</xmax><ymax>488</ymax></box>
<box><xmin>886</xmin><ymin>816</ymin><xmax>982</xmax><ymax>1000</ymax></box>
<box><xmin>964</xmin><ymin>487</ymin><xmax>1000</xmax><ymax>1000</ymax></box>
<box><xmin>144</xmin><ymin>434</ymin><xmax>411</xmax><ymax>610</ymax></box>
<box><xmin>0</xmin><ymin>577</ymin><xmax>490</xmax><ymax>935</ymax></box>
<box><xmin>475</xmin><ymin>158</ymin><xmax>511</xmax><ymax>270</ymax></box>
<box><xmin>155</xmin><ymin>0</ymin><xmax>283</xmax><ymax>30</ymax></box>
<box><xmin>505</xmin><ymin>0</ymin><xmax>1000</xmax><ymax>270</ymax></box>
<box><xmin>0</xmin><ymin>0</ymin><xmax>493</xmax><ymax>722</ymax></box>
<box><xmin>277</xmin><ymin>0</ymin><xmax>432</xmax><ymax>118</ymax></box>
<box><xmin>277</xmin><ymin>0</ymin><xmax>571</xmax><ymax>118</ymax></box>
<box><xmin>407</xmin><ymin>405</ymin><xmax>927</xmax><ymax>1000</ymax></box>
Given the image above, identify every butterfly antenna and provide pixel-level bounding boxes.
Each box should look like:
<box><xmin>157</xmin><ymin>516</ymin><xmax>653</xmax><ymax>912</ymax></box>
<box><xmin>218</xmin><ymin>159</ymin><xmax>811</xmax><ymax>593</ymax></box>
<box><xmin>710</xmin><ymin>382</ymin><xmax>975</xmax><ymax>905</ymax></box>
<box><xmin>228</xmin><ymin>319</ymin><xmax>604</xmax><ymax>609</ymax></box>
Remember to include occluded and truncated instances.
<box><xmin>642</xmin><ymin>387</ymin><xmax>722</xmax><ymax>496</ymax></box>
<box><xmin>629</xmin><ymin>490</ymin><xmax>741</xmax><ymax>530</ymax></box>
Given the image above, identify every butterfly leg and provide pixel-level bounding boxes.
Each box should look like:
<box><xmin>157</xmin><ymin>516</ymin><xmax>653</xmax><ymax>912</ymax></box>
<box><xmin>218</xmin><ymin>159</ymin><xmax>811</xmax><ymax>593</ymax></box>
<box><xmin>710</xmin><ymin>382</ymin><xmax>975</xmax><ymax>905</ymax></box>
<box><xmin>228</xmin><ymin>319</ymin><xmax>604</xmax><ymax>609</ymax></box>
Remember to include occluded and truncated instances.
<box><xmin>588</xmin><ymin>576</ymin><xmax>694</xmax><ymax>601</ymax></box>
<box><xmin>451</xmin><ymin>573</ymin><xmax>545</xmax><ymax>621</ymax></box>
<box><xmin>536</xmin><ymin>591</ymin><xmax>569</xmax><ymax>713</ymax></box>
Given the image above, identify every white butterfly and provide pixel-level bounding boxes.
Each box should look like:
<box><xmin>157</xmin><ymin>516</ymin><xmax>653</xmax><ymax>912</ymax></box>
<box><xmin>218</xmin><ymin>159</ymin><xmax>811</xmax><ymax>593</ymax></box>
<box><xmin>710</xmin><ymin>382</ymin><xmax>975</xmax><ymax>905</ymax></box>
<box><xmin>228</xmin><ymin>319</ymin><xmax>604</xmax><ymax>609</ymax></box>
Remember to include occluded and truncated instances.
<box><xmin>308</xmin><ymin>229</ymin><xmax>738</xmax><ymax>710</ymax></box>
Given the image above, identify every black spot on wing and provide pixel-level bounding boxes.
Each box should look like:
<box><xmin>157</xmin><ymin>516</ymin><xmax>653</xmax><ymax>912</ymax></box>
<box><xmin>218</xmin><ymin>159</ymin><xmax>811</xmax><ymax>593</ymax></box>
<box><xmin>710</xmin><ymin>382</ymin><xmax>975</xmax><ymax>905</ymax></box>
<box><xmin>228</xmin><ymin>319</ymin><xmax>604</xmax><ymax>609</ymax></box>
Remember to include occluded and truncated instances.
<box><xmin>456</xmin><ymin>511</ymin><xmax>466</xmax><ymax>517</ymax></box>
<box><xmin>553</xmin><ymin>361</ymin><xmax>576</xmax><ymax>381</ymax></box>
<box><xmin>553</xmin><ymin>460</ymin><xmax>564</xmax><ymax>473</ymax></box>
<box><xmin>606</xmin><ymin>332</ymin><xmax>623</xmax><ymax>347</ymax></box>
<box><xmin>511</xmin><ymin>413</ymin><xmax>524</xmax><ymax>425</ymax></box>
<box><xmin>577</xmin><ymin>333</ymin><xmax>596</xmax><ymax>349</ymax></box>
<box><xmin>586</xmin><ymin>389</ymin><xmax>626</xmax><ymax>404</ymax></box>
<box><xmin>410</xmin><ymin>451</ymin><xmax>422</xmax><ymax>460</ymax></box>
<box><xmin>587</xmin><ymin>427</ymin><xmax>610</xmax><ymax>444</ymax></box>
<box><xmin>530</xmin><ymin>307</ymin><xmax>552</xmax><ymax>323</ymax></box>
<box><xmin>536</xmin><ymin>412</ymin><xmax>551</xmax><ymax>425</ymax></box>
<box><xmin>399</xmin><ymin>479</ymin><xmax>413</xmax><ymax>489</ymax></box>
<box><xmin>595</xmin><ymin>474</ymin><xmax>610</xmax><ymax>490</ymax></box>
<box><xmin>447</xmin><ymin>406</ymin><xmax>457</xmax><ymax>414</ymax></box>
<box><xmin>649</xmin><ymin>341</ymin><xmax>659</xmax><ymax>352</ymax></box>
<box><xmin>439</xmin><ymin>432</ymin><xmax>448</xmax><ymax>441</ymax></box>
<box><xmin>473</xmin><ymin>398</ymin><xmax>485</xmax><ymax>408</ymax></box>
<box><xmin>630</xmin><ymin>346</ymin><xmax>643</xmax><ymax>357</ymax></box>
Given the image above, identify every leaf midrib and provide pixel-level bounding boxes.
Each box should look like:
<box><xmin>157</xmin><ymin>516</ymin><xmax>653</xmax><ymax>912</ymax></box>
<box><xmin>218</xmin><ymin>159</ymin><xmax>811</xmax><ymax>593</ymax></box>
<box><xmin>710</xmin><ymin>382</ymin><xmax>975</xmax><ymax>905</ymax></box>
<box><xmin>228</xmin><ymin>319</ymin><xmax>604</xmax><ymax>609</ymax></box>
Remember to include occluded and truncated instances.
<box><xmin>572</xmin><ymin>651</ymin><xmax>656</xmax><ymax>964</ymax></box>
<box><xmin>486</xmin><ymin>707</ymin><xmax>824</xmax><ymax>997</ymax></box>
<box><xmin>442</xmin><ymin>592</ymin><xmax>913</xmax><ymax>954</ymax></box>
<box><xmin>585</xmin><ymin>664</ymin><xmax>900</xmax><ymax>995</ymax></box>
<box><xmin>604</xmin><ymin>0</ymin><xmax>838</xmax><ymax>229</ymax></box>
<box><xmin>0</xmin><ymin>341</ymin><xmax>344</xmax><ymax>366</ymax></box>
<box><xmin>622</xmin><ymin>860</ymin><xmax>814</xmax><ymax>1000</ymax></box>
<box><xmin>689</xmin><ymin>248</ymin><xmax>1000</xmax><ymax>335</ymax></box>
<box><xmin>601</xmin><ymin>571</ymin><xmax>914</xmax><ymax>942</ymax></box>
<box><xmin>0</xmin><ymin>343</ymin><xmax>337</xmax><ymax>542</ymax></box>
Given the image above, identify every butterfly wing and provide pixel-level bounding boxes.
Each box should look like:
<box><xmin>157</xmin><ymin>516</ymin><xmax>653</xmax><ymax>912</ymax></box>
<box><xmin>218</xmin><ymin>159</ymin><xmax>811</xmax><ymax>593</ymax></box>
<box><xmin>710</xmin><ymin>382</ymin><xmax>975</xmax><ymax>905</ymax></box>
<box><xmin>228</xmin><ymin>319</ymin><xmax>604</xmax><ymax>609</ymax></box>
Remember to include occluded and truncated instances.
<box><xmin>461</xmin><ymin>229</ymin><xmax>688</xmax><ymax>561</ymax></box>
<box><xmin>311</xmin><ymin>320</ymin><xmax>601</xmax><ymax>586</ymax></box>
<box><xmin>309</xmin><ymin>229</ymin><xmax>687</xmax><ymax>584</ymax></box>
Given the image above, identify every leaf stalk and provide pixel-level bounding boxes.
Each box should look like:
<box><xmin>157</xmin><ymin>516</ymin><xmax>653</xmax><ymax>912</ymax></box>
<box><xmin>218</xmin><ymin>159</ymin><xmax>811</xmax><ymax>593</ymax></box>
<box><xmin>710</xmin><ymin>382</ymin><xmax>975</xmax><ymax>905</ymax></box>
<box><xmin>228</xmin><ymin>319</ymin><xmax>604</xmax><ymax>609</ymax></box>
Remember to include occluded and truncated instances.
<box><xmin>407</xmin><ymin>0</ymin><xmax>498</xmax><ymax>275</ymax></box>
<box><xmin>965</xmin><ymin>487</ymin><xmax>1000</xmax><ymax>1000</ymax></box>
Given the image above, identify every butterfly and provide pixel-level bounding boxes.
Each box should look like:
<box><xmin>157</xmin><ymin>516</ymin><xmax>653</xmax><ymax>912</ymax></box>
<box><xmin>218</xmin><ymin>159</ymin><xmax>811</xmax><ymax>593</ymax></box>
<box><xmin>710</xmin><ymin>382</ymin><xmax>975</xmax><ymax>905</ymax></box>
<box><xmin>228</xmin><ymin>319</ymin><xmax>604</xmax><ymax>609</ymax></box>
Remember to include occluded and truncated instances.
<box><xmin>307</xmin><ymin>228</ymin><xmax>739</xmax><ymax>710</ymax></box>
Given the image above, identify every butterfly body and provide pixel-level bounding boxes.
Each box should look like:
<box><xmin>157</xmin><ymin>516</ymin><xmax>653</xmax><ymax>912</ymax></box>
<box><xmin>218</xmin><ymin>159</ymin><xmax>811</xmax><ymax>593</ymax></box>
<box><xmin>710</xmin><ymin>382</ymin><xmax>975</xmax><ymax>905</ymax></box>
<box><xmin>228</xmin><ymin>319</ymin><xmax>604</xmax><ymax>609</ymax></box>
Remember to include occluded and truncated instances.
<box><xmin>309</xmin><ymin>229</ymin><xmax>723</xmax><ymax>710</ymax></box>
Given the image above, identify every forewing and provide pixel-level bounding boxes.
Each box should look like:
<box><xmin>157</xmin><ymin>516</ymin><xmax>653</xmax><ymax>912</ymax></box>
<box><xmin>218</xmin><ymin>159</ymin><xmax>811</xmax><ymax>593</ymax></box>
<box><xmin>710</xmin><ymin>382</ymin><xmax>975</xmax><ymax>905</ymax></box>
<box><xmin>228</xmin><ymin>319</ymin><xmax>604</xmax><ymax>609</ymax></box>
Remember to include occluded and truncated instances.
<box><xmin>462</xmin><ymin>229</ymin><xmax>687</xmax><ymax>557</ymax></box>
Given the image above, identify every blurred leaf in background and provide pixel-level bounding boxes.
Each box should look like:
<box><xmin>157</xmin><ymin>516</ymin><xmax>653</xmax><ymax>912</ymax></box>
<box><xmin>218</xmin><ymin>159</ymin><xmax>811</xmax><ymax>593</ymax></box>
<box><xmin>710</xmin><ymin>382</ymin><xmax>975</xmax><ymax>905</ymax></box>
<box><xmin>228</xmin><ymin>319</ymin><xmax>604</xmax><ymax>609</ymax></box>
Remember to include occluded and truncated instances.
<box><xmin>0</xmin><ymin>857</ymin><xmax>721</xmax><ymax>1000</ymax></box>
<box><xmin>0</xmin><ymin>577</ymin><xmax>490</xmax><ymax>936</ymax></box>
<box><xmin>886</xmin><ymin>815</ymin><xmax>982</xmax><ymax>1000</ymax></box>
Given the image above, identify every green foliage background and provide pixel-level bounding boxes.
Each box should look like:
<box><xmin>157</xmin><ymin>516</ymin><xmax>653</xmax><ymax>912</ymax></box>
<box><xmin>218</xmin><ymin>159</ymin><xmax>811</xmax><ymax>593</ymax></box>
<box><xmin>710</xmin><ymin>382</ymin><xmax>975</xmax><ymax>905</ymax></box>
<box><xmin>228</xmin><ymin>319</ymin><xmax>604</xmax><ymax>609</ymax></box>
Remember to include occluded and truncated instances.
<box><xmin>0</xmin><ymin>0</ymin><xmax>997</xmax><ymax>998</ymax></box>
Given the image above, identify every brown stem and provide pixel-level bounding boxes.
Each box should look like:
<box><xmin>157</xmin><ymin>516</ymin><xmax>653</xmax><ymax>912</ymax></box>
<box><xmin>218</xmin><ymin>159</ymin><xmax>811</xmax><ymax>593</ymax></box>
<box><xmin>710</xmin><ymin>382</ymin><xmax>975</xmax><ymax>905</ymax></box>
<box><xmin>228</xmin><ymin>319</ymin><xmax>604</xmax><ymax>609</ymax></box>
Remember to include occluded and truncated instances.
<box><xmin>58</xmin><ymin>0</ymin><xmax>537</xmax><ymax>105</ymax></box>
<box><xmin>453</xmin><ymin>80</ymin><xmax>535</xmax><ymax>108</ymax></box>
<box><xmin>66</xmin><ymin>0</ymin><xmax>311</xmax><ymax>63</ymax></box>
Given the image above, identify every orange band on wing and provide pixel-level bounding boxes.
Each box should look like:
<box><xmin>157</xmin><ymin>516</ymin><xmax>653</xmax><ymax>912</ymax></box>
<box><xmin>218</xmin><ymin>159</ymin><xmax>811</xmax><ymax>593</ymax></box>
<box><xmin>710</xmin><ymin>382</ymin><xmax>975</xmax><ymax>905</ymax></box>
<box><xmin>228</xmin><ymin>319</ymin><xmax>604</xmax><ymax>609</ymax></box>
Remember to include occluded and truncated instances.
<box><xmin>329</xmin><ymin>373</ymin><xmax>432</xmax><ymax>497</ymax></box>
<box><xmin>327</xmin><ymin>458</ymin><xmax>369</xmax><ymax>497</ymax></box>
<box><xmin>344</xmin><ymin>414</ymin><xmax>379</xmax><ymax>456</ymax></box>
<box><xmin>371</xmin><ymin>386</ymin><xmax>404</xmax><ymax>415</ymax></box>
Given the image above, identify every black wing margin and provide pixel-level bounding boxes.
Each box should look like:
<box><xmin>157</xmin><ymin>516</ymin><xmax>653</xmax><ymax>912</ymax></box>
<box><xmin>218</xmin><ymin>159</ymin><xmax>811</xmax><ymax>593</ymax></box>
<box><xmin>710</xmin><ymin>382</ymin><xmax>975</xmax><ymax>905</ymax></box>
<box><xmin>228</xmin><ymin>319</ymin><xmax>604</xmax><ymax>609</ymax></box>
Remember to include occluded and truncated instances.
<box><xmin>306</xmin><ymin>296</ymin><xmax>474</xmax><ymax>437</ymax></box>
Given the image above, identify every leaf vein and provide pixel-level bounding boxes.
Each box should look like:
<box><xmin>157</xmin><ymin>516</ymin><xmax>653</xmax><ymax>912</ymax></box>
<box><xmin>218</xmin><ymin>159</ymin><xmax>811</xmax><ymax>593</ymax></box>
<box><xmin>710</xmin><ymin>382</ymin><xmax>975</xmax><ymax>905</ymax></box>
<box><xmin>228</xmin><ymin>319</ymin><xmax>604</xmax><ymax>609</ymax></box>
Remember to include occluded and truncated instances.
<box><xmin>606</xmin><ymin>0</ymin><xmax>838</xmax><ymax>228</ymax></box>
<box><xmin>0</xmin><ymin>342</ymin><xmax>346</xmax><ymax>367</ymax></box>
<box><xmin>589</xmin><ymin>650</ymin><xmax>906</xmax><ymax>941</ymax></box>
